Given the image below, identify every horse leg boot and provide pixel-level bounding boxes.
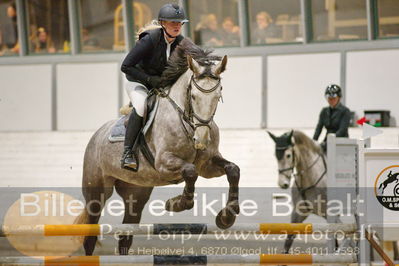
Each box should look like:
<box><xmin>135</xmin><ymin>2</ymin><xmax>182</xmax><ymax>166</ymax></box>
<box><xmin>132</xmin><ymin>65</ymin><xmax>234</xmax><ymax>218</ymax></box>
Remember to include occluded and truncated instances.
<box><xmin>121</xmin><ymin>108</ymin><xmax>143</xmax><ymax>169</ymax></box>
<box><xmin>165</xmin><ymin>164</ymin><xmax>198</xmax><ymax>212</ymax></box>
<box><xmin>208</xmin><ymin>156</ymin><xmax>240</xmax><ymax>229</ymax></box>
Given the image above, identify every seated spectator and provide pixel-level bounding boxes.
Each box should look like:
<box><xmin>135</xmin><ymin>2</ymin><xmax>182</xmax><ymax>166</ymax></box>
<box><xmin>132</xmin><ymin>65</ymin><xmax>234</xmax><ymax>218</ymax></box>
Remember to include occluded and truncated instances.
<box><xmin>220</xmin><ymin>17</ymin><xmax>240</xmax><ymax>46</ymax></box>
<box><xmin>251</xmin><ymin>11</ymin><xmax>281</xmax><ymax>44</ymax></box>
<box><xmin>194</xmin><ymin>14</ymin><xmax>223</xmax><ymax>47</ymax></box>
<box><xmin>82</xmin><ymin>28</ymin><xmax>100</xmax><ymax>50</ymax></box>
<box><xmin>31</xmin><ymin>27</ymin><xmax>56</xmax><ymax>53</ymax></box>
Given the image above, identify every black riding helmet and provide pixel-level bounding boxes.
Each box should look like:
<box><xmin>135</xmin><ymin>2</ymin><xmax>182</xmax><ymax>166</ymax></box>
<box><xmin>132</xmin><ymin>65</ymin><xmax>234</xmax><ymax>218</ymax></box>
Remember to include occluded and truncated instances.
<box><xmin>158</xmin><ymin>3</ymin><xmax>189</xmax><ymax>23</ymax></box>
<box><xmin>325</xmin><ymin>84</ymin><xmax>342</xmax><ymax>98</ymax></box>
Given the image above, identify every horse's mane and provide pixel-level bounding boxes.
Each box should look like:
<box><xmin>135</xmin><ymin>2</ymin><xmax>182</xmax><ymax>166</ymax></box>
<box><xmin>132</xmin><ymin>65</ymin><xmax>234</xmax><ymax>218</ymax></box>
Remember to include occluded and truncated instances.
<box><xmin>161</xmin><ymin>38</ymin><xmax>222</xmax><ymax>87</ymax></box>
<box><xmin>293</xmin><ymin>130</ymin><xmax>322</xmax><ymax>155</ymax></box>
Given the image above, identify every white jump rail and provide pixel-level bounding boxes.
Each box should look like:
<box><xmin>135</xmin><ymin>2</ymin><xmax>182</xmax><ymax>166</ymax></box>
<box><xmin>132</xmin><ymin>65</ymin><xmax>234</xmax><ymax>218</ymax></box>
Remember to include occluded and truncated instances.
<box><xmin>0</xmin><ymin>254</ymin><xmax>358</xmax><ymax>265</ymax></box>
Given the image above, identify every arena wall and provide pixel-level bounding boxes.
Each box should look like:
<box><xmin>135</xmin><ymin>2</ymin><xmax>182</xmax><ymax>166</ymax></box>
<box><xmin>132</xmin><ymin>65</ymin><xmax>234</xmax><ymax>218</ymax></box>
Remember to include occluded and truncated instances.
<box><xmin>0</xmin><ymin>49</ymin><xmax>398</xmax><ymax>131</ymax></box>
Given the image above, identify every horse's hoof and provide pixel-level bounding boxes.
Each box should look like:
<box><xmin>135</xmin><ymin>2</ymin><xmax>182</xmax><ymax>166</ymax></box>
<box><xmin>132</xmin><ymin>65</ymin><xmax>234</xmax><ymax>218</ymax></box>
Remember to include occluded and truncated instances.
<box><xmin>215</xmin><ymin>209</ymin><xmax>236</xmax><ymax>229</ymax></box>
<box><xmin>165</xmin><ymin>195</ymin><xmax>194</xmax><ymax>212</ymax></box>
<box><xmin>215</xmin><ymin>203</ymin><xmax>240</xmax><ymax>229</ymax></box>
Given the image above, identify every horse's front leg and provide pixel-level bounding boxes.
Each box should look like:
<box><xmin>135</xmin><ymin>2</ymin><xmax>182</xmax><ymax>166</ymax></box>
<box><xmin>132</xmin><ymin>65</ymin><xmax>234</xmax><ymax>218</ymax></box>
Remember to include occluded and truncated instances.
<box><xmin>202</xmin><ymin>155</ymin><xmax>240</xmax><ymax>229</ymax></box>
<box><xmin>161</xmin><ymin>155</ymin><xmax>198</xmax><ymax>212</ymax></box>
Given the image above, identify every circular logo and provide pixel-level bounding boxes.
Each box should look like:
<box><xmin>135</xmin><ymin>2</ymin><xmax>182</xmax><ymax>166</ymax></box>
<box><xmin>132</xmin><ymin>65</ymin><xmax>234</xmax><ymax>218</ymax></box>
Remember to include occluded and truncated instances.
<box><xmin>374</xmin><ymin>165</ymin><xmax>399</xmax><ymax>211</ymax></box>
<box><xmin>4</xmin><ymin>190</ymin><xmax>82</xmax><ymax>257</ymax></box>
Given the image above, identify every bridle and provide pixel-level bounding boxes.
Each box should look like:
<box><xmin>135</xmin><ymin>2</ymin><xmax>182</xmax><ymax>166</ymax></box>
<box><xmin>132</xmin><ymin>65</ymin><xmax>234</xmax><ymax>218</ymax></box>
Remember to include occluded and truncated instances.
<box><xmin>277</xmin><ymin>143</ymin><xmax>327</xmax><ymax>199</ymax></box>
<box><xmin>187</xmin><ymin>75</ymin><xmax>221</xmax><ymax>130</ymax></box>
<box><xmin>277</xmin><ymin>145</ymin><xmax>296</xmax><ymax>178</ymax></box>
<box><xmin>157</xmin><ymin>74</ymin><xmax>222</xmax><ymax>137</ymax></box>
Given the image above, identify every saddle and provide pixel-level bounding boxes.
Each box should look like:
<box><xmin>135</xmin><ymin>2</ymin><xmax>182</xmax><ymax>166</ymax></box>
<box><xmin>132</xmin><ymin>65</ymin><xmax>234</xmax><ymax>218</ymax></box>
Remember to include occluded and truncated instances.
<box><xmin>108</xmin><ymin>94</ymin><xmax>159</xmax><ymax>170</ymax></box>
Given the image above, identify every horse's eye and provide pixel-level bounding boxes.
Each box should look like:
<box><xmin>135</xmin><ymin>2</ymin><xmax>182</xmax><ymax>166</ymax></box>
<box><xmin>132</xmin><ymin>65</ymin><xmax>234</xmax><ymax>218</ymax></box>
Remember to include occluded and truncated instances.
<box><xmin>286</xmin><ymin>154</ymin><xmax>291</xmax><ymax>159</ymax></box>
<box><xmin>192</xmin><ymin>95</ymin><xmax>196</xmax><ymax>100</ymax></box>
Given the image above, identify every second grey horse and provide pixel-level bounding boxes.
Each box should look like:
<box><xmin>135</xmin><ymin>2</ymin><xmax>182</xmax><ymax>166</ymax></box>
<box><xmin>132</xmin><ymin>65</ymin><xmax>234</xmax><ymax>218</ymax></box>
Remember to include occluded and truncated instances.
<box><xmin>268</xmin><ymin>130</ymin><xmax>327</xmax><ymax>253</ymax></box>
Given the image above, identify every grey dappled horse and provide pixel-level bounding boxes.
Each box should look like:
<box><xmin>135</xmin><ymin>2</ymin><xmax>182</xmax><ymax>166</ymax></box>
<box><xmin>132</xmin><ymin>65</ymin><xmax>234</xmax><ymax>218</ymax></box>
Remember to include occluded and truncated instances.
<box><xmin>268</xmin><ymin>130</ymin><xmax>327</xmax><ymax>253</ymax></box>
<box><xmin>75</xmin><ymin>39</ymin><xmax>240</xmax><ymax>255</ymax></box>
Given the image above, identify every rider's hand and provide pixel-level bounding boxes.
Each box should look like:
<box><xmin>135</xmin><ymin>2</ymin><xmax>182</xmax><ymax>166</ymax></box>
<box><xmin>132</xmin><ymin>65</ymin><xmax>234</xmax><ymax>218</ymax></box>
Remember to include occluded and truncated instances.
<box><xmin>147</xmin><ymin>76</ymin><xmax>162</xmax><ymax>89</ymax></box>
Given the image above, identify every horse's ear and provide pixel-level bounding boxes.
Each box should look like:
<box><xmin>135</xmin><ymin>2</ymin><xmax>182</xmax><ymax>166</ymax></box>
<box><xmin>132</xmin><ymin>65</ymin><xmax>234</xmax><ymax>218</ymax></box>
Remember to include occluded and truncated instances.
<box><xmin>187</xmin><ymin>55</ymin><xmax>200</xmax><ymax>76</ymax></box>
<box><xmin>215</xmin><ymin>55</ymin><xmax>227</xmax><ymax>75</ymax></box>
<box><xmin>288</xmin><ymin>130</ymin><xmax>295</xmax><ymax>144</ymax></box>
<box><xmin>267</xmin><ymin>131</ymin><xmax>277</xmax><ymax>142</ymax></box>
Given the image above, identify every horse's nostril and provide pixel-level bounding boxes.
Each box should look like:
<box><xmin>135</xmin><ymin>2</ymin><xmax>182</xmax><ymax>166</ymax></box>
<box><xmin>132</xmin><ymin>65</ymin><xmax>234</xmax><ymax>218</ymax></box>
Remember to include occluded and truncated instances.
<box><xmin>282</xmin><ymin>184</ymin><xmax>289</xmax><ymax>189</ymax></box>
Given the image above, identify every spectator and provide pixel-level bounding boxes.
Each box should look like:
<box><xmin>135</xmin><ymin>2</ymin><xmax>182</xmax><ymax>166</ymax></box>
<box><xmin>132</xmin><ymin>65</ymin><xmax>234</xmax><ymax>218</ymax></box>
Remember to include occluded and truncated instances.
<box><xmin>31</xmin><ymin>27</ymin><xmax>56</xmax><ymax>53</ymax></box>
<box><xmin>220</xmin><ymin>17</ymin><xmax>240</xmax><ymax>46</ymax></box>
<box><xmin>82</xmin><ymin>28</ymin><xmax>100</xmax><ymax>50</ymax></box>
<box><xmin>251</xmin><ymin>11</ymin><xmax>280</xmax><ymax>44</ymax></box>
<box><xmin>1</xmin><ymin>2</ymin><xmax>19</xmax><ymax>54</ymax></box>
<box><xmin>194</xmin><ymin>14</ymin><xmax>223</xmax><ymax>47</ymax></box>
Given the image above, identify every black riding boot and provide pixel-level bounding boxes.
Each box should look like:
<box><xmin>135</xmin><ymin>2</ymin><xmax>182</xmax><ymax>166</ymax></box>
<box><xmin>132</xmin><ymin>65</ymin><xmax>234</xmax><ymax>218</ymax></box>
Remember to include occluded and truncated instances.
<box><xmin>121</xmin><ymin>109</ymin><xmax>143</xmax><ymax>169</ymax></box>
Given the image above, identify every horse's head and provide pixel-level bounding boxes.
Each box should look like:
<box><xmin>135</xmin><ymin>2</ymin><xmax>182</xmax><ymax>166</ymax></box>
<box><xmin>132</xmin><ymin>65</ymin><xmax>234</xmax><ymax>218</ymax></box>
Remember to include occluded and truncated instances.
<box><xmin>268</xmin><ymin>130</ymin><xmax>295</xmax><ymax>189</ymax></box>
<box><xmin>187</xmin><ymin>55</ymin><xmax>227</xmax><ymax>150</ymax></box>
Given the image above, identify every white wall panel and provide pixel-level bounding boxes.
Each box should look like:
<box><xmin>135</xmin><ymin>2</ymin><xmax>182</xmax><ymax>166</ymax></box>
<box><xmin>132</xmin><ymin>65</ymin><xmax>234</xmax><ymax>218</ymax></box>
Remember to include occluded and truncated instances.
<box><xmin>214</xmin><ymin>56</ymin><xmax>263</xmax><ymax>128</ymax></box>
<box><xmin>267</xmin><ymin>53</ymin><xmax>341</xmax><ymax>128</ymax></box>
<box><xmin>346</xmin><ymin>49</ymin><xmax>399</xmax><ymax>126</ymax></box>
<box><xmin>57</xmin><ymin>63</ymin><xmax>119</xmax><ymax>130</ymax></box>
<box><xmin>0</xmin><ymin>65</ymin><xmax>52</xmax><ymax>131</ymax></box>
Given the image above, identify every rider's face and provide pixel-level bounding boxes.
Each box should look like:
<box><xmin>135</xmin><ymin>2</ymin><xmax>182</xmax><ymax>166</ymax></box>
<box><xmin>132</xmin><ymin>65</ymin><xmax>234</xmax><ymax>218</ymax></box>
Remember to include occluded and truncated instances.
<box><xmin>162</xmin><ymin>21</ymin><xmax>182</xmax><ymax>38</ymax></box>
<box><xmin>327</xmin><ymin>96</ymin><xmax>340</xmax><ymax>108</ymax></box>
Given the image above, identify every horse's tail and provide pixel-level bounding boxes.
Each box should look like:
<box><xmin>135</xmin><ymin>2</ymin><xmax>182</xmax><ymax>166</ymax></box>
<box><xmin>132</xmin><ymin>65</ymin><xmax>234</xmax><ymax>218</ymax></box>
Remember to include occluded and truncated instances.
<box><xmin>73</xmin><ymin>208</ymin><xmax>89</xmax><ymax>244</ymax></box>
<box><xmin>74</xmin><ymin>208</ymin><xmax>89</xmax><ymax>225</ymax></box>
<box><xmin>72</xmin><ymin>208</ymin><xmax>102</xmax><ymax>247</ymax></box>
<box><xmin>378</xmin><ymin>183</ymin><xmax>383</xmax><ymax>189</ymax></box>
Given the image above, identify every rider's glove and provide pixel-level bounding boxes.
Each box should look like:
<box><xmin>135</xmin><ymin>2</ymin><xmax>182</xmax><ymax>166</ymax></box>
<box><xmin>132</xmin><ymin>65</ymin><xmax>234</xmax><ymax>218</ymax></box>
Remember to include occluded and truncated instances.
<box><xmin>147</xmin><ymin>76</ymin><xmax>162</xmax><ymax>89</ymax></box>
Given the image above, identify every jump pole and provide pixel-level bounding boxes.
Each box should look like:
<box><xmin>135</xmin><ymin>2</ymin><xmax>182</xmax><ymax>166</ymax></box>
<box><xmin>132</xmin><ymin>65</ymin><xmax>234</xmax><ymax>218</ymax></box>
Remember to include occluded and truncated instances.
<box><xmin>0</xmin><ymin>223</ymin><xmax>357</xmax><ymax>237</ymax></box>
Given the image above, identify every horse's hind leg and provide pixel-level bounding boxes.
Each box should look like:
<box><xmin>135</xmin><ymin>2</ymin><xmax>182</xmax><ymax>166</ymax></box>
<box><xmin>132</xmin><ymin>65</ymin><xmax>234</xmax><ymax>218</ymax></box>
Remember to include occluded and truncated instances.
<box><xmin>81</xmin><ymin>185</ymin><xmax>114</xmax><ymax>255</ymax></box>
<box><xmin>114</xmin><ymin>180</ymin><xmax>153</xmax><ymax>255</ymax></box>
<box><xmin>284</xmin><ymin>210</ymin><xmax>307</xmax><ymax>254</ymax></box>
<box><xmin>201</xmin><ymin>155</ymin><xmax>240</xmax><ymax>229</ymax></box>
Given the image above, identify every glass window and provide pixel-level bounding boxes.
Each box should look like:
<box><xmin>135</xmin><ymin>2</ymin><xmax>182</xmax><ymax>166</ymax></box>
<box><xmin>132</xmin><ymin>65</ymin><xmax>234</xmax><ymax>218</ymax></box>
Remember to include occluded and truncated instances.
<box><xmin>248</xmin><ymin>0</ymin><xmax>302</xmax><ymax>45</ymax></box>
<box><xmin>132</xmin><ymin>0</ymin><xmax>173</xmax><ymax>32</ymax></box>
<box><xmin>0</xmin><ymin>0</ymin><xmax>19</xmax><ymax>56</ymax></box>
<box><xmin>188</xmin><ymin>0</ymin><xmax>240</xmax><ymax>47</ymax></box>
<box><xmin>311</xmin><ymin>0</ymin><xmax>368</xmax><ymax>41</ymax></box>
<box><xmin>27</xmin><ymin>0</ymin><xmax>70</xmax><ymax>54</ymax></box>
<box><xmin>115</xmin><ymin>0</ymin><xmax>175</xmax><ymax>50</ymax></box>
<box><xmin>79</xmin><ymin>0</ymin><xmax>123</xmax><ymax>52</ymax></box>
<box><xmin>377</xmin><ymin>0</ymin><xmax>399</xmax><ymax>38</ymax></box>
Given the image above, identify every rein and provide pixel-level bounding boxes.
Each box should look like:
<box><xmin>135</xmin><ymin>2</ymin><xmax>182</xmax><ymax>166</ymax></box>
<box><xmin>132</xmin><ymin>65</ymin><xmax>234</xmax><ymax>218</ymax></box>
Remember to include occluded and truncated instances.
<box><xmin>156</xmin><ymin>75</ymin><xmax>221</xmax><ymax>138</ymax></box>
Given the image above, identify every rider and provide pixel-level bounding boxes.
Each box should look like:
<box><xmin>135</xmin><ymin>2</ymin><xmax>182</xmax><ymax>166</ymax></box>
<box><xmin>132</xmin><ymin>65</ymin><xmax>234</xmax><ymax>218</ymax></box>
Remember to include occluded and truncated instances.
<box><xmin>313</xmin><ymin>84</ymin><xmax>351</xmax><ymax>152</ymax></box>
<box><xmin>120</xmin><ymin>3</ymin><xmax>188</xmax><ymax>169</ymax></box>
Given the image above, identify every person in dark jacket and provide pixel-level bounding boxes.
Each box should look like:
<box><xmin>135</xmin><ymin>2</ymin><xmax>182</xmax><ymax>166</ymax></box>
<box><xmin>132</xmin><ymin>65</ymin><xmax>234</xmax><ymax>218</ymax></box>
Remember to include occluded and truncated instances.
<box><xmin>1</xmin><ymin>3</ymin><xmax>19</xmax><ymax>53</ymax></box>
<box><xmin>120</xmin><ymin>3</ymin><xmax>188</xmax><ymax>169</ymax></box>
<box><xmin>313</xmin><ymin>84</ymin><xmax>351</xmax><ymax>152</ymax></box>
